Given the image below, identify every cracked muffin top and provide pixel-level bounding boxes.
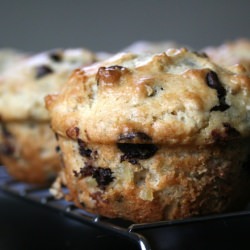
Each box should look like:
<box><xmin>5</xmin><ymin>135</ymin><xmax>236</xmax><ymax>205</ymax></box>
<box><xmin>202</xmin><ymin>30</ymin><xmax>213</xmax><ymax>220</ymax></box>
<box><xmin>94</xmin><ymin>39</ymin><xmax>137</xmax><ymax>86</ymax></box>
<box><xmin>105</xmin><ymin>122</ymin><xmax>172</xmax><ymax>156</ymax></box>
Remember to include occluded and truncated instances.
<box><xmin>46</xmin><ymin>48</ymin><xmax>250</xmax><ymax>145</ymax></box>
<box><xmin>0</xmin><ymin>48</ymin><xmax>97</xmax><ymax>121</ymax></box>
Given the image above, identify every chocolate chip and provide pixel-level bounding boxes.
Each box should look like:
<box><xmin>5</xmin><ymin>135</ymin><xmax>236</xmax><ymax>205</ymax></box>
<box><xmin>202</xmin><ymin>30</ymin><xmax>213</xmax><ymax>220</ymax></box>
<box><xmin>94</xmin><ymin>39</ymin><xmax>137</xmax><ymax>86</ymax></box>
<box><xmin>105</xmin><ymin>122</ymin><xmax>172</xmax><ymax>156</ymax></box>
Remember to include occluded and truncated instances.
<box><xmin>78</xmin><ymin>164</ymin><xmax>94</xmax><ymax>177</ymax></box>
<box><xmin>211</xmin><ymin>123</ymin><xmax>240</xmax><ymax>143</ymax></box>
<box><xmin>77</xmin><ymin>139</ymin><xmax>92</xmax><ymax>158</ymax></box>
<box><xmin>35</xmin><ymin>65</ymin><xmax>54</xmax><ymax>79</ymax></box>
<box><xmin>73</xmin><ymin>164</ymin><xmax>115</xmax><ymax>190</ymax></box>
<box><xmin>210</xmin><ymin>102</ymin><xmax>230</xmax><ymax>112</ymax></box>
<box><xmin>118</xmin><ymin>143</ymin><xmax>158</xmax><ymax>162</ymax></box>
<box><xmin>223</xmin><ymin>123</ymin><xmax>240</xmax><ymax>137</ymax></box>
<box><xmin>206</xmin><ymin>71</ymin><xmax>224</xmax><ymax>94</ymax></box>
<box><xmin>205</xmin><ymin>71</ymin><xmax>230</xmax><ymax>112</ymax></box>
<box><xmin>117</xmin><ymin>132</ymin><xmax>157</xmax><ymax>162</ymax></box>
<box><xmin>55</xmin><ymin>145</ymin><xmax>61</xmax><ymax>153</ymax></box>
<box><xmin>93</xmin><ymin>167</ymin><xmax>114</xmax><ymax>190</ymax></box>
<box><xmin>49</xmin><ymin>51</ymin><xmax>63</xmax><ymax>62</ymax></box>
<box><xmin>73</xmin><ymin>170</ymin><xmax>80</xmax><ymax>177</ymax></box>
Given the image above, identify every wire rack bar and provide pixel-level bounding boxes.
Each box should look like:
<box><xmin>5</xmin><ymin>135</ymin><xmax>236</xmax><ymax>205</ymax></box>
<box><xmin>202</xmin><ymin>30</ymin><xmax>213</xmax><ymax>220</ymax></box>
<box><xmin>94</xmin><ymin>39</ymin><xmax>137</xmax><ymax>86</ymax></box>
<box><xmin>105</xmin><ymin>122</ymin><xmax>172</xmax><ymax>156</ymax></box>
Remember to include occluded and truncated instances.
<box><xmin>2</xmin><ymin>166</ymin><xmax>250</xmax><ymax>250</ymax></box>
<box><xmin>0</xmin><ymin>166</ymin><xmax>151</xmax><ymax>250</ymax></box>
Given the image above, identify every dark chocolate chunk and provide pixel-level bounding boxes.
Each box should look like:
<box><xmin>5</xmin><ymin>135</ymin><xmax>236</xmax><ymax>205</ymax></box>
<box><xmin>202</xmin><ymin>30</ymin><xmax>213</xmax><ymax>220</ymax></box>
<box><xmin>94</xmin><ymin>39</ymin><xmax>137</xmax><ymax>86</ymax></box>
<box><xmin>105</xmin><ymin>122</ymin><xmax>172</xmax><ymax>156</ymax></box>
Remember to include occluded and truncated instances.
<box><xmin>55</xmin><ymin>145</ymin><xmax>61</xmax><ymax>153</ymax></box>
<box><xmin>118</xmin><ymin>143</ymin><xmax>158</xmax><ymax>162</ymax></box>
<box><xmin>35</xmin><ymin>65</ymin><xmax>54</xmax><ymax>79</ymax></box>
<box><xmin>223</xmin><ymin>123</ymin><xmax>240</xmax><ymax>138</ymax></box>
<box><xmin>73</xmin><ymin>164</ymin><xmax>115</xmax><ymax>190</ymax></box>
<box><xmin>210</xmin><ymin>101</ymin><xmax>230</xmax><ymax>112</ymax></box>
<box><xmin>92</xmin><ymin>167</ymin><xmax>114</xmax><ymax>190</ymax></box>
<box><xmin>206</xmin><ymin>71</ymin><xmax>230</xmax><ymax>112</ymax></box>
<box><xmin>206</xmin><ymin>71</ymin><xmax>225</xmax><ymax>95</ymax></box>
<box><xmin>73</xmin><ymin>170</ymin><xmax>79</xmax><ymax>177</ymax></box>
<box><xmin>211</xmin><ymin>123</ymin><xmax>240</xmax><ymax>143</ymax></box>
<box><xmin>77</xmin><ymin>139</ymin><xmax>92</xmax><ymax>158</ymax></box>
<box><xmin>79</xmin><ymin>164</ymin><xmax>95</xmax><ymax>177</ymax></box>
<box><xmin>49</xmin><ymin>51</ymin><xmax>63</xmax><ymax>62</ymax></box>
<box><xmin>117</xmin><ymin>131</ymin><xmax>157</xmax><ymax>162</ymax></box>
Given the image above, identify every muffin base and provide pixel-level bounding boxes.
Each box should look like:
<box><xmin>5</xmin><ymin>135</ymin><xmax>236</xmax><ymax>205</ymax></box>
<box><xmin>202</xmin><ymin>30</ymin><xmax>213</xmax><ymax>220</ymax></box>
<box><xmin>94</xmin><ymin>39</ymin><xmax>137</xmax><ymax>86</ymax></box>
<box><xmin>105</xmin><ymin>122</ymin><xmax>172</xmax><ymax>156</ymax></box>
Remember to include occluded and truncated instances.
<box><xmin>0</xmin><ymin>121</ymin><xmax>60</xmax><ymax>184</ymax></box>
<box><xmin>52</xmin><ymin>135</ymin><xmax>250</xmax><ymax>223</ymax></box>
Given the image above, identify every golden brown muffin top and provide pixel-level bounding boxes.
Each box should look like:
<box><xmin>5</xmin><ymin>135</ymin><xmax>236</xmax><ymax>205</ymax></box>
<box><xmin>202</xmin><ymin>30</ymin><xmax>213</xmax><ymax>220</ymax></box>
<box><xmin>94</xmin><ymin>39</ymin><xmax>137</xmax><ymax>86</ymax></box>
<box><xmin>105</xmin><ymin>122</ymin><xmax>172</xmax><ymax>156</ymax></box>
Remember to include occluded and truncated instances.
<box><xmin>46</xmin><ymin>48</ymin><xmax>250</xmax><ymax>145</ymax></box>
<box><xmin>0</xmin><ymin>48</ymin><xmax>97</xmax><ymax>121</ymax></box>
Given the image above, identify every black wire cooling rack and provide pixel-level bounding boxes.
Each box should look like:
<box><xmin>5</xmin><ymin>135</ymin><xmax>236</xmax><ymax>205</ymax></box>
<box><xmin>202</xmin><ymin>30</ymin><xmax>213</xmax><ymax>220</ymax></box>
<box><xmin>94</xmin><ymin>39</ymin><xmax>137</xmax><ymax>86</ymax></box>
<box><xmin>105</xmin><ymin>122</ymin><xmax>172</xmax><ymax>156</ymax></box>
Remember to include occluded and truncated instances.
<box><xmin>1</xmin><ymin>165</ymin><xmax>250</xmax><ymax>250</ymax></box>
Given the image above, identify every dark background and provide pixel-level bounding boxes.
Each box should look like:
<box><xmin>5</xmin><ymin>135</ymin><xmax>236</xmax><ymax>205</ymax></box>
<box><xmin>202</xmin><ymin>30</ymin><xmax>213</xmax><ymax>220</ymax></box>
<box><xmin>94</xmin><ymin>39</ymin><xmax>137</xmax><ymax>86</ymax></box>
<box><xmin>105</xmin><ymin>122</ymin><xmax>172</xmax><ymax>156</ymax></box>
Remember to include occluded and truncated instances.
<box><xmin>0</xmin><ymin>0</ymin><xmax>249</xmax><ymax>53</ymax></box>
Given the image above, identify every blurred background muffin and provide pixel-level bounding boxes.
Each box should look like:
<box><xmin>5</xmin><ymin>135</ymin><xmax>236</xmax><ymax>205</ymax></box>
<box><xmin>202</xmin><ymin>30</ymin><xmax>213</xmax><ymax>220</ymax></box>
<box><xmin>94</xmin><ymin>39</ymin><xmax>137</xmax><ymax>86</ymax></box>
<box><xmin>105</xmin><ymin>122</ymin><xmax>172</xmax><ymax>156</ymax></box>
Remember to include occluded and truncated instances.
<box><xmin>0</xmin><ymin>49</ymin><xmax>28</xmax><ymax>74</ymax></box>
<box><xmin>0</xmin><ymin>48</ymin><xmax>97</xmax><ymax>184</ymax></box>
<box><xmin>121</xmin><ymin>40</ymin><xmax>186</xmax><ymax>54</ymax></box>
<box><xmin>0</xmin><ymin>48</ymin><xmax>29</xmax><ymax>165</ymax></box>
<box><xmin>203</xmin><ymin>39</ymin><xmax>250</xmax><ymax>72</ymax></box>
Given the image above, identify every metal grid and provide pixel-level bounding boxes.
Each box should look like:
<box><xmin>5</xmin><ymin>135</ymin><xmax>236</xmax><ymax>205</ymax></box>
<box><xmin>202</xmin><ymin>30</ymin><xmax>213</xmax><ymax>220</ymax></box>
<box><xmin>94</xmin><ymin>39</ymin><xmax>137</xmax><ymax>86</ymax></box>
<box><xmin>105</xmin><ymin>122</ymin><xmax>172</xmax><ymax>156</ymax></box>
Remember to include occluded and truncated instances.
<box><xmin>1</xmin><ymin>166</ymin><xmax>250</xmax><ymax>250</ymax></box>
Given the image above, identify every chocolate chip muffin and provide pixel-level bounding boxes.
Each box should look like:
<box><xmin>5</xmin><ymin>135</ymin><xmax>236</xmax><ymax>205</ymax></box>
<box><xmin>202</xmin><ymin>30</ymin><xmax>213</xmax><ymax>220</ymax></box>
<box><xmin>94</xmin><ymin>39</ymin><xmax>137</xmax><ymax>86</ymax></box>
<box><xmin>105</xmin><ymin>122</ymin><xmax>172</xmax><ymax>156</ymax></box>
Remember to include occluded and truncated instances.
<box><xmin>0</xmin><ymin>49</ymin><xmax>28</xmax><ymax>165</ymax></box>
<box><xmin>203</xmin><ymin>38</ymin><xmax>250</xmax><ymax>72</ymax></box>
<box><xmin>46</xmin><ymin>48</ymin><xmax>250</xmax><ymax>222</ymax></box>
<box><xmin>0</xmin><ymin>48</ymin><xmax>97</xmax><ymax>184</ymax></box>
<box><xmin>122</xmin><ymin>40</ymin><xmax>184</xmax><ymax>54</ymax></box>
<box><xmin>0</xmin><ymin>49</ymin><xmax>28</xmax><ymax>74</ymax></box>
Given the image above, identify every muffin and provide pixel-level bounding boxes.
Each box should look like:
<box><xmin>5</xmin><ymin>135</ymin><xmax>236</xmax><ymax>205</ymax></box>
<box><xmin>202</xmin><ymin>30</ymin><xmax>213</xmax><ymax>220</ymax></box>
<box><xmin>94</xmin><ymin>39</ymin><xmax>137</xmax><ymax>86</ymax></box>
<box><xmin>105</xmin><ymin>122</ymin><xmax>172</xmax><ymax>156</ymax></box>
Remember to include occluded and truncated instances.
<box><xmin>121</xmin><ymin>40</ymin><xmax>184</xmax><ymax>54</ymax></box>
<box><xmin>46</xmin><ymin>48</ymin><xmax>250</xmax><ymax>222</ymax></box>
<box><xmin>0</xmin><ymin>48</ymin><xmax>28</xmax><ymax>74</ymax></box>
<box><xmin>0</xmin><ymin>49</ymin><xmax>28</xmax><ymax>165</ymax></box>
<box><xmin>0</xmin><ymin>48</ymin><xmax>97</xmax><ymax>184</ymax></box>
<box><xmin>203</xmin><ymin>38</ymin><xmax>250</xmax><ymax>72</ymax></box>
